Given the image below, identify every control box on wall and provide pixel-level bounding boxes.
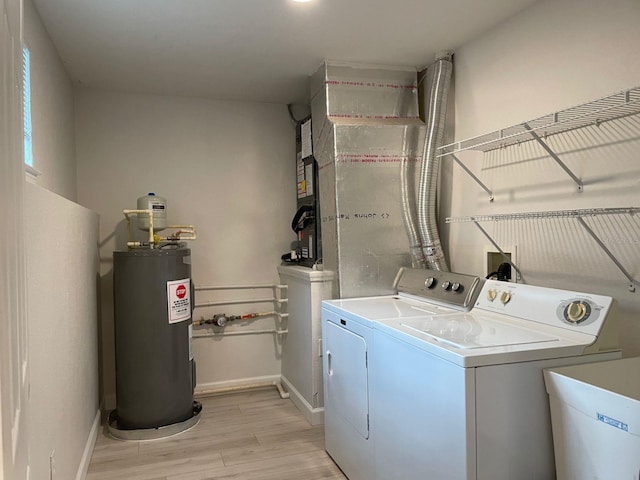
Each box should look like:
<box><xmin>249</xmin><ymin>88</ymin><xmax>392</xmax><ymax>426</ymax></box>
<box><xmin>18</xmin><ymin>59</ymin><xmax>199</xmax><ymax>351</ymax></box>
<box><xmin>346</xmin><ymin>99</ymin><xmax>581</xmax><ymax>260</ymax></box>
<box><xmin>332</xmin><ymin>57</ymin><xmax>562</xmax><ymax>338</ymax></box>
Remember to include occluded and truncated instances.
<box><xmin>291</xmin><ymin>117</ymin><xmax>321</xmax><ymax>268</ymax></box>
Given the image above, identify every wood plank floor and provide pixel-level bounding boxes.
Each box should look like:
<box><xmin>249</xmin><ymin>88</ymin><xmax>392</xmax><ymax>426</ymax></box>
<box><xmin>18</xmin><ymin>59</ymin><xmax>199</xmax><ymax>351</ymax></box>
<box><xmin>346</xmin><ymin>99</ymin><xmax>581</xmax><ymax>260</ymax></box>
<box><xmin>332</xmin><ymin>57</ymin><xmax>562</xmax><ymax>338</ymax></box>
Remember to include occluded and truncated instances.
<box><xmin>87</xmin><ymin>388</ymin><xmax>346</xmax><ymax>480</ymax></box>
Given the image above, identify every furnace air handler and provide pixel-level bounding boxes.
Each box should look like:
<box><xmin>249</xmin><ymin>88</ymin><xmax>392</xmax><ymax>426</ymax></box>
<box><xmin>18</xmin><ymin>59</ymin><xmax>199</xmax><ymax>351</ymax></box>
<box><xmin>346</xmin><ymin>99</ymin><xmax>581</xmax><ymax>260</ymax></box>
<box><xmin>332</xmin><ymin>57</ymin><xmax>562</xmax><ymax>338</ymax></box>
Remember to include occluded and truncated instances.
<box><xmin>109</xmin><ymin>194</ymin><xmax>200</xmax><ymax>440</ymax></box>
<box><xmin>284</xmin><ymin>117</ymin><xmax>321</xmax><ymax>267</ymax></box>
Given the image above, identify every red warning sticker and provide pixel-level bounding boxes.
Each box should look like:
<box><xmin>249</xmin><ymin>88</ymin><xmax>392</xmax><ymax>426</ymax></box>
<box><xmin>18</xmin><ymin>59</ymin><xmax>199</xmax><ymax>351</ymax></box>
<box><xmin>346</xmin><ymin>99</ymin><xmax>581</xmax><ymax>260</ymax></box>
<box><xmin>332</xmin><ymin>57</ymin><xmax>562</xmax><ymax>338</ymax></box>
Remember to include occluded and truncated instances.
<box><xmin>167</xmin><ymin>278</ymin><xmax>191</xmax><ymax>323</ymax></box>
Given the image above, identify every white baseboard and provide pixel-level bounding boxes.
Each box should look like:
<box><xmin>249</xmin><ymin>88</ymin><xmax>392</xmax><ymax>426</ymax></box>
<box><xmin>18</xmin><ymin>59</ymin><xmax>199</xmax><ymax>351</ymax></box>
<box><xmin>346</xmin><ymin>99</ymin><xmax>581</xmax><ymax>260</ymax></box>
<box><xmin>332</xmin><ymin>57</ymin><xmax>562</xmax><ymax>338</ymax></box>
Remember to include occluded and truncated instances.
<box><xmin>75</xmin><ymin>409</ymin><xmax>101</xmax><ymax>480</ymax></box>
<box><xmin>103</xmin><ymin>374</ymin><xmax>290</xmax><ymax>413</ymax></box>
<box><xmin>280</xmin><ymin>376</ymin><xmax>324</xmax><ymax>426</ymax></box>
<box><xmin>195</xmin><ymin>375</ymin><xmax>283</xmax><ymax>396</ymax></box>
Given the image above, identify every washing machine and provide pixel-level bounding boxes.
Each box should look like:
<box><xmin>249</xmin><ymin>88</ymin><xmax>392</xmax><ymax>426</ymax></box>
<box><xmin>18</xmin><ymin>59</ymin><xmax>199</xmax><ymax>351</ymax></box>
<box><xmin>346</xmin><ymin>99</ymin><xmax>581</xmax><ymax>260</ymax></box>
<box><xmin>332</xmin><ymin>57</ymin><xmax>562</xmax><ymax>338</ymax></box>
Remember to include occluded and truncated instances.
<box><xmin>321</xmin><ymin>268</ymin><xmax>484</xmax><ymax>480</ymax></box>
<box><xmin>369</xmin><ymin>279</ymin><xmax>621</xmax><ymax>480</ymax></box>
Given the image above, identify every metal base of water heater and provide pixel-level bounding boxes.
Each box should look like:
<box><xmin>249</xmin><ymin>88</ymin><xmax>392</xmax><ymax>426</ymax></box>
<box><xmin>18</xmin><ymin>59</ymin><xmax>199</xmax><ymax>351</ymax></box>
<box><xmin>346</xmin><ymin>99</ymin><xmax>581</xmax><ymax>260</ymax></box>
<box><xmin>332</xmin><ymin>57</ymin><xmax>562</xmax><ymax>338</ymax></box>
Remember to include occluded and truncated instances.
<box><xmin>107</xmin><ymin>401</ymin><xmax>202</xmax><ymax>441</ymax></box>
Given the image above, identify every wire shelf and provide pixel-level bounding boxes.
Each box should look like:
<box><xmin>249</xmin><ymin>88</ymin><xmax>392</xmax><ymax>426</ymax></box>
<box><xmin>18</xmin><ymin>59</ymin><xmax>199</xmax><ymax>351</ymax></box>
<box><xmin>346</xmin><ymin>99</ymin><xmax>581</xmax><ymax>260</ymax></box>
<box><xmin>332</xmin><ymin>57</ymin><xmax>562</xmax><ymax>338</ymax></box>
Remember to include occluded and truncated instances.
<box><xmin>446</xmin><ymin>207</ymin><xmax>640</xmax><ymax>291</ymax></box>
<box><xmin>446</xmin><ymin>207</ymin><xmax>640</xmax><ymax>224</ymax></box>
<box><xmin>439</xmin><ymin>86</ymin><xmax>640</xmax><ymax>156</ymax></box>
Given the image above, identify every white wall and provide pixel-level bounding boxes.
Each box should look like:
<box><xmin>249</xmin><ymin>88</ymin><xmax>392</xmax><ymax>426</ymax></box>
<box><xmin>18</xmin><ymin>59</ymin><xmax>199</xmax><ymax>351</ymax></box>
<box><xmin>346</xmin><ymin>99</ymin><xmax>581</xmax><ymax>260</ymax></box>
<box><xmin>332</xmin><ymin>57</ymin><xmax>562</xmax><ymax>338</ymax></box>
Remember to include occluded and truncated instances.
<box><xmin>2</xmin><ymin>0</ymin><xmax>94</xmax><ymax>477</ymax></box>
<box><xmin>25</xmin><ymin>183</ymin><xmax>100</xmax><ymax>480</ymax></box>
<box><xmin>0</xmin><ymin>0</ymin><xmax>29</xmax><ymax>477</ymax></box>
<box><xmin>447</xmin><ymin>0</ymin><xmax>640</xmax><ymax>354</ymax></box>
<box><xmin>24</xmin><ymin>0</ymin><xmax>77</xmax><ymax>201</ymax></box>
<box><xmin>74</xmin><ymin>89</ymin><xmax>297</xmax><ymax>405</ymax></box>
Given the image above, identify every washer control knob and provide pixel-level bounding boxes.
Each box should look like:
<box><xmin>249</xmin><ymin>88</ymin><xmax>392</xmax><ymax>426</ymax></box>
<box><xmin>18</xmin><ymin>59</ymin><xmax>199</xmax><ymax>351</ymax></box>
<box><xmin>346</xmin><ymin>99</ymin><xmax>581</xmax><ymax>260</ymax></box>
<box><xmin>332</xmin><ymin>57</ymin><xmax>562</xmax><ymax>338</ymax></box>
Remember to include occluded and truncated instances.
<box><xmin>442</xmin><ymin>281</ymin><xmax>451</xmax><ymax>291</ymax></box>
<box><xmin>500</xmin><ymin>291</ymin><xmax>512</xmax><ymax>305</ymax></box>
<box><xmin>425</xmin><ymin>277</ymin><xmax>436</xmax><ymax>289</ymax></box>
<box><xmin>566</xmin><ymin>301</ymin><xmax>588</xmax><ymax>323</ymax></box>
<box><xmin>451</xmin><ymin>282</ymin><xmax>461</xmax><ymax>292</ymax></box>
<box><xmin>487</xmin><ymin>289</ymin><xmax>497</xmax><ymax>301</ymax></box>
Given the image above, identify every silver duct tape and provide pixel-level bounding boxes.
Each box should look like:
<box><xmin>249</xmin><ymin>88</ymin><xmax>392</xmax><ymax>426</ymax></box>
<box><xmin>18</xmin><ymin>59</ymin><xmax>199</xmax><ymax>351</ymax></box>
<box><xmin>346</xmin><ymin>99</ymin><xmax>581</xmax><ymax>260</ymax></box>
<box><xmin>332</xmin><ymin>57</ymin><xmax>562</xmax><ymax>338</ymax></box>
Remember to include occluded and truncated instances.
<box><xmin>313</xmin><ymin>116</ymin><xmax>333</xmax><ymax>165</ymax></box>
<box><xmin>309</xmin><ymin>62</ymin><xmax>327</xmax><ymax>101</ymax></box>
<box><xmin>312</xmin><ymin>62</ymin><xmax>420</xmax><ymax>120</ymax></box>
<box><xmin>319</xmin><ymin>124</ymin><xmax>426</xmax><ymax>298</ymax></box>
<box><xmin>311</xmin><ymin>61</ymin><xmax>427</xmax><ymax>298</ymax></box>
<box><xmin>317</xmin><ymin>130</ymin><xmax>339</xmax><ymax>295</ymax></box>
<box><xmin>310</xmin><ymin>66</ymin><xmax>330</xmax><ymax>157</ymax></box>
<box><xmin>424</xmin><ymin>240</ymin><xmax>447</xmax><ymax>262</ymax></box>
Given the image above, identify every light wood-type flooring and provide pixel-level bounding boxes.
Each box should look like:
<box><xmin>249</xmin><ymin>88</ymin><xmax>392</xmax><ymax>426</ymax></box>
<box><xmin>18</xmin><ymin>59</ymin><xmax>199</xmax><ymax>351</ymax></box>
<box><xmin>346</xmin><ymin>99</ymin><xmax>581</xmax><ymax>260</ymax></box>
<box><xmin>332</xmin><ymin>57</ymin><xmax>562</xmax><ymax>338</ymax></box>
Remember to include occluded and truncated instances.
<box><xmin>87</xmin><ymin>387</ymin><xmax>346</xmax><ymax>480</ymax></box>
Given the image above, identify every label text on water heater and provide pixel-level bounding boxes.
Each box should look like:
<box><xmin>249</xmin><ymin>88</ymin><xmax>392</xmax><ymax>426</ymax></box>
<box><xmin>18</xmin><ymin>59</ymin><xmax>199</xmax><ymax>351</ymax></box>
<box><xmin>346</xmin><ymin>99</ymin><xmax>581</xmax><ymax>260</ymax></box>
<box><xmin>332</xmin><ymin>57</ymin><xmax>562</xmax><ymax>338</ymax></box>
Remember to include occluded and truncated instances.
<box><xmin>167</xmin><ymin>278</ymin><xmax>191</xmax><ymax>323</ymax></box>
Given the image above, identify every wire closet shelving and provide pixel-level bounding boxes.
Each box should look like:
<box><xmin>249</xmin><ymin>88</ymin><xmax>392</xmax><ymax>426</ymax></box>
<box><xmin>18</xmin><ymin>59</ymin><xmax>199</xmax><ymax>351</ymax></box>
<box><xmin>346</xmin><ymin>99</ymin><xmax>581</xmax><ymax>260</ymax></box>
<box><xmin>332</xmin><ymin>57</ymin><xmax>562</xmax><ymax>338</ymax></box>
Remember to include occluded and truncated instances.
<box><xmin>440</xmin><ymin>86</ymin><xmax>640</xmax><ymax>292</ymax></box>
<box><xmin>438</xmin><ymin>86</ymin><xmax>640</xmax><ymax>198</ymax></box>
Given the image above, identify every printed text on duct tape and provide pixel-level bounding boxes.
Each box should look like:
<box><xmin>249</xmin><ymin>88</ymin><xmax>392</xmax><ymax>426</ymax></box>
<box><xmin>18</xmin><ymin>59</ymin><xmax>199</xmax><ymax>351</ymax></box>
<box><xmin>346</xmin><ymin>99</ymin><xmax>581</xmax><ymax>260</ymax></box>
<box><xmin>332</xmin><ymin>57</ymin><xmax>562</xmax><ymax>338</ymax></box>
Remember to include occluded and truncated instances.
<box><xmin>318</xmin><ymin>155</ymin><xmax>422</xmax><ymax>171</ymax></box>
<box><xmin>322</xmin><ymin>213</ymin><xmax>391</xmax><ymax>222</ymax></box>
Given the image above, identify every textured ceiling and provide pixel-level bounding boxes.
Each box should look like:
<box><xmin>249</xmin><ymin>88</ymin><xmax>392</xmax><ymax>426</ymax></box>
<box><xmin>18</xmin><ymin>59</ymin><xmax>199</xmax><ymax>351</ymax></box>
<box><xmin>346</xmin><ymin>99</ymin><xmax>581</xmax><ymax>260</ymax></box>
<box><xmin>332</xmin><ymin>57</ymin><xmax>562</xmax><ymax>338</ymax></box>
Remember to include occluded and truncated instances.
<box><xmin>33</xmin><ymin>0</ymin><xmax>540</xmax><ymax>104</ymax></box>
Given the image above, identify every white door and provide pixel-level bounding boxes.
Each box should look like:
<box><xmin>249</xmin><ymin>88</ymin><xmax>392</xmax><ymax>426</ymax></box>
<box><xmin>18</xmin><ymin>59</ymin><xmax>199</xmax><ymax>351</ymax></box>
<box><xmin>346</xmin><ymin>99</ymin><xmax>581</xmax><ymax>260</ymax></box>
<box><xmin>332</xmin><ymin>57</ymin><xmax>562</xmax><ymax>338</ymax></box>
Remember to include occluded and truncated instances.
<box><xmin>325</xmin><ymin>320</ymin><xmax>369</xmax><ymax>439</ymax></box>
<box><xmin>0</xmin><ymin>0</ymin><xmax>31</xmax><ymax>477</ymax></box>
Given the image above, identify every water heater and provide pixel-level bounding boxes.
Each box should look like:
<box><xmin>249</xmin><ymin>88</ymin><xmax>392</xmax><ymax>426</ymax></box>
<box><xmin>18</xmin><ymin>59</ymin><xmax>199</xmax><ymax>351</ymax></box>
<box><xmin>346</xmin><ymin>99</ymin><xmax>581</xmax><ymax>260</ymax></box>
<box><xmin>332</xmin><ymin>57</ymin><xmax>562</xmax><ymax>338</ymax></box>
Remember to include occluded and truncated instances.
<box><xmin>110</xmin><ymin>246</ymin><xmax>200</xmax><ymax>439</ymax></box>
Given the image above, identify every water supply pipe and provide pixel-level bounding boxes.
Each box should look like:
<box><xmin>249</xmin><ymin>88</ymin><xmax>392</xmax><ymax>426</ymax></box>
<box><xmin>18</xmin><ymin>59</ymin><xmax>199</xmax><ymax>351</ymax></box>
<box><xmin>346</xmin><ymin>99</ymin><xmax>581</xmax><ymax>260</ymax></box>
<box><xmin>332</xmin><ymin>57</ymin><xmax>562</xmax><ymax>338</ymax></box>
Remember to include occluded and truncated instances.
<box><xmin>124</xmin><ymin>209</ymin><xmax>155</xmax><ymax>246</ymax></box>
<box><xmin>193</xmin><ymin>311</ymin><xmax>284</xmax><ymax>327</ymax></box>
<box><xmin>124</xmin><ymin>209</ymin><xmax>196</xmax><ymax>249</ymax></box>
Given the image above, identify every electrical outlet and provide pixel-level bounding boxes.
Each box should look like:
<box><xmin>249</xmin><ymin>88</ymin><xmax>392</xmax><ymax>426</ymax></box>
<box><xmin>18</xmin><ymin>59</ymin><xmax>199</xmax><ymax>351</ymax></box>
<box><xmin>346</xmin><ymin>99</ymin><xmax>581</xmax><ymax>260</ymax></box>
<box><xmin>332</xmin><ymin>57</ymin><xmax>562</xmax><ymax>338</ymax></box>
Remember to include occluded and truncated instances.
<box><xmin>49</xmin><ymin>450</ymin><xmax>55</xmax><ymax>480</ymax></box>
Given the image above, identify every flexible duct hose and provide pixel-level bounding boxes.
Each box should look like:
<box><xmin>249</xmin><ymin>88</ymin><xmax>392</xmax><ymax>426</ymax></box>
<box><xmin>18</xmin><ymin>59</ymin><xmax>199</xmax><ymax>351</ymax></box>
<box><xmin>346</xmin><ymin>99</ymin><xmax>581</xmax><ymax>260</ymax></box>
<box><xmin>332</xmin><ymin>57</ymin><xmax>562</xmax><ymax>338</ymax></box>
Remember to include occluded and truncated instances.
<box><xmin>416</xmin><ymin>55</ymin><xmax>452</xmax><ymax>271</ymax></box>
<box><xmin>400</xmin><ymin>125</ymin><xmax>426</xmax><ymax>268</ymax></box>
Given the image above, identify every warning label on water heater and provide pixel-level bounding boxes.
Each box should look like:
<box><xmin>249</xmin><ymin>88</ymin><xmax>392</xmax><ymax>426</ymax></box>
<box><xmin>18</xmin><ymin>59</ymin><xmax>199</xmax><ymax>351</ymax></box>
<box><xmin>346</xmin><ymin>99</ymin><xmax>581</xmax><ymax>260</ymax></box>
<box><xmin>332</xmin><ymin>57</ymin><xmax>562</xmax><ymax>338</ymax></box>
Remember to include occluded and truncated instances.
<box><xmin>167</xmin><ymin>278</ymin><xmax>191</xmax><ymax>324</ymax></box>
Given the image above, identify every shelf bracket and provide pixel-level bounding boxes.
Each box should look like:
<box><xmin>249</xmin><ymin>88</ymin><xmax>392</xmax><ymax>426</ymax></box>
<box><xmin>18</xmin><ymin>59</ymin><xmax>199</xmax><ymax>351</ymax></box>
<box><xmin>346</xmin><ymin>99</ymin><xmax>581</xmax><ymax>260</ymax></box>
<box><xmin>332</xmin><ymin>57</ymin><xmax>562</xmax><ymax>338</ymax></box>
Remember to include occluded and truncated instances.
<box><xmin>523</xmin><ymin>123</ymin><xmax>584</xmax><ymax>192</ymax></box>
<box><xmin>450</xmin><ymin>154</ymin><xmax>494</xmax><ymax>201</ymax></box>
<box><xmin>472</xmin><ymin>221</ymin><xmax>523</xmax><ymax>282</ymax></box>
<box><xmin>575</xmin><ymin>216</ymin><xmax>639</xmax><ymax>292</ymax></box>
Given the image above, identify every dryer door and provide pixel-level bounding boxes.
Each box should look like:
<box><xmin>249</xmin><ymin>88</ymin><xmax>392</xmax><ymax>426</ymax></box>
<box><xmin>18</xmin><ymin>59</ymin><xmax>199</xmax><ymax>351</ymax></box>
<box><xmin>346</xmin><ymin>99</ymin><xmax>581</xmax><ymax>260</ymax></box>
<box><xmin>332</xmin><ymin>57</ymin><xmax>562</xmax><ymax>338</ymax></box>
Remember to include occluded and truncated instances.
<box><xmin>325</xmin><ymin>320</ymin><xmax>369</xmax><ymax>439</ymax></box>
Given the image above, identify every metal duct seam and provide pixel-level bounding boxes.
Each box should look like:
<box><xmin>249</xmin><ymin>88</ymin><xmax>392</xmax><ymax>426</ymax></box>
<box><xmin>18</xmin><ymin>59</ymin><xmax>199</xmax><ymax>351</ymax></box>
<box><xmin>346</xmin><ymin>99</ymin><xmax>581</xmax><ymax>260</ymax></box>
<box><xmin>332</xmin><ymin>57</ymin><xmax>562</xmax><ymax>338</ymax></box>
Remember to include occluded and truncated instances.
<box><xmin>416</xmin><ymin>55</ymin><xmax>453</xmax><ymax>271</ymax></box>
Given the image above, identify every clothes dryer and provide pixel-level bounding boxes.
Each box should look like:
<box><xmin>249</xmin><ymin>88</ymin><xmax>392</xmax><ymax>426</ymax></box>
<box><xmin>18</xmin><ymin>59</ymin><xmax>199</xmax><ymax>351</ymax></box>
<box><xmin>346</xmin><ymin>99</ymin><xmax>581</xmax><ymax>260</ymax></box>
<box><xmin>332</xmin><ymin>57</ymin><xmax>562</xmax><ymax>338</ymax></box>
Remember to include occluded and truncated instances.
<box><xmin>322</xmin><ymin>268</ymin><xmax>484</xmax><ymax>480</ymax></box>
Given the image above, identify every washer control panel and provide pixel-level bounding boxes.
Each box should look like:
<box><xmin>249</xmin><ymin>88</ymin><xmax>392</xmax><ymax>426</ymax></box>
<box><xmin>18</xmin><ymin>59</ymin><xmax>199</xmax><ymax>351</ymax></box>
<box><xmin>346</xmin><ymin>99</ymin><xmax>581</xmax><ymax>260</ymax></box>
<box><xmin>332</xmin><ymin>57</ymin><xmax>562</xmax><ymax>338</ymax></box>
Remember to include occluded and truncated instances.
<box><xmin>476</xmin><ymin>280</ymin><xmax>614</xmax><ymax>336</ymax></box>
<box><xmin>396</xmin><ymin>268</ymin><xmax>484</xmax><ymax>311</ymax></box>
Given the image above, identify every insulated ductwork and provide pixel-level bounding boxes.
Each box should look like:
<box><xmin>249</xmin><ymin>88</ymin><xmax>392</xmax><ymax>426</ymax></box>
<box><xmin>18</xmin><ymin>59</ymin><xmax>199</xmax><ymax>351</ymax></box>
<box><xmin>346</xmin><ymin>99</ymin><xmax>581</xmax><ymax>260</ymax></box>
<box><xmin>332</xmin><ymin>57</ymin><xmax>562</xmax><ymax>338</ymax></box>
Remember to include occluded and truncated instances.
<box><xmin>416</xmin><ymin>53</ymin><xmax>452</xmax><ymax>271</ymax></box>
<box><xmin>310</xmin><ymin>58</ymin><xmax>451</xmax><ymax>297</ymax></box>
<box><xmin>311</xmin><ymin>62</ymin><xmax>425</xmax><ymax>298</ymax></box>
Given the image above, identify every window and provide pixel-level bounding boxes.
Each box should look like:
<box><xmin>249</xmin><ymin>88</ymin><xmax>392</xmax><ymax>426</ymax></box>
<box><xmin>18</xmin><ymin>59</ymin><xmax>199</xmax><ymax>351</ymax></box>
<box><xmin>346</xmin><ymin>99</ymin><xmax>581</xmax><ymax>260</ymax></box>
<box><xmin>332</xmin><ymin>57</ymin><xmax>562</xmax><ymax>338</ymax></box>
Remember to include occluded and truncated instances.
<box><xmin>22</xmin><ymin>44</ymin><xmax>33</xmax><ymax>167</ymax></box>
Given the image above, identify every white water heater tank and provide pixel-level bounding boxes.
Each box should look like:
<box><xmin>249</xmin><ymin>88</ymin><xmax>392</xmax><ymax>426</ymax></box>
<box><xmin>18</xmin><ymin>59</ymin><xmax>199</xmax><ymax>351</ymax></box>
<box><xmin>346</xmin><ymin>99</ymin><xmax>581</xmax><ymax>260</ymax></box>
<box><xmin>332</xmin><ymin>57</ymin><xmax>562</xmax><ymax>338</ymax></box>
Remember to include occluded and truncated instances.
<box><xmin>137</xmin><ymin>192</ymin><xmax>167</xmax><ymax>231</ymax></box>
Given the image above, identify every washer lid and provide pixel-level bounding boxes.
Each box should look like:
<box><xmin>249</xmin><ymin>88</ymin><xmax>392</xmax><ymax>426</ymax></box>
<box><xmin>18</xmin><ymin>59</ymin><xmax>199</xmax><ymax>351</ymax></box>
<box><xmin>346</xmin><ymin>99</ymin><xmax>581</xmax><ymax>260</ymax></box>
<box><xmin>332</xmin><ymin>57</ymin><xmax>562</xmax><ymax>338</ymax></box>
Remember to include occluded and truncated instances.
<box><xmin>323</xmin><ymin>295</ymin><xmax>456</xmax><ymax>321</ymax></box>
<box><xmin>401</xmin><ymin>312</ymin><xmax>559</xmax><ymax>349</ymax></box>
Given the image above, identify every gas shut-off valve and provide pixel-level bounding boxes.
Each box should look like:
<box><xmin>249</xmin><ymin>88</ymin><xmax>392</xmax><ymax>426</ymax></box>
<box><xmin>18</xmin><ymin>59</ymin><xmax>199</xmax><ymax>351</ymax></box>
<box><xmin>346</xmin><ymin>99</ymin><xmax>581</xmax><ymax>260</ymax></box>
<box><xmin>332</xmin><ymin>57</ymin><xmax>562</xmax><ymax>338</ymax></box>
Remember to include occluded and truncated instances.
<box><xmin>193</xmin><ymin>314</ymin><xmax>231</xmax><ymax>327</ymax></box>
<box><xmin>195</xmin><ymin>312</ymin><xmax>268</xmax><ymax>327</ymax></box>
